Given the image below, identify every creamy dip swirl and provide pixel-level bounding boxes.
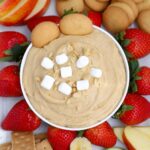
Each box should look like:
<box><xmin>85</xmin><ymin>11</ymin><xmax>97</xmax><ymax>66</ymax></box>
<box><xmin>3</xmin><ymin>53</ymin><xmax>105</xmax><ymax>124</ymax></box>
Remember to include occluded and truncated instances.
<box><xmin>23</xmin><ymin>29</ymin><xmax>126</xmax><ymax>128</ymax></box>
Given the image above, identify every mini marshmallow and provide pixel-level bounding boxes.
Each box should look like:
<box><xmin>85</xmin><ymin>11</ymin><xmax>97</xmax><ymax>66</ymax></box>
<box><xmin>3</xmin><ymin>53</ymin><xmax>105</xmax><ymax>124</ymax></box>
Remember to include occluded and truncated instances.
<box><xmin>41</xmin><ymin>57</ymin><xmax>54</xmax><ymax>69</ymax></box>
<box><xmin>90</xmin><ymin>68</ymin><xmax>102</xmax><ymax>78</ymax></box>
<box><xmin>60</xmin><ymin>66</ymin><xmax>72</xmax><ymax>78</ymax></box>
<box><xmin>76</xmin><ymin>56</ymin><xmax>89</xmax><ymax>68</ymax></box>
<box><xmin>58</xmin><ymin>82</ymin><xmax>72</xmax><ymax>95</ymax></box>
<box><xmin>41</xmin><ymin>75</ymin><xmax>55</xmax><ymax>90</ymax></box>
<box><xmin>77</xmin><ymin>80</ymin><xmax>89</xmax><ymax>91</ymax></box>
<box><xmin>55</xmin><ymin>53</ymin><xmax>68</xmax><ymax>65</ymax></box>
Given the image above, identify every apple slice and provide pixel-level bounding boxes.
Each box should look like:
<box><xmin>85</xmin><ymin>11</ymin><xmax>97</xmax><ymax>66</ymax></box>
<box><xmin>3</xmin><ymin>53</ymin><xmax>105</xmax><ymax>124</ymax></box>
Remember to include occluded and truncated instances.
<box><xmin>106</xmin><ymin>148</ymin><xmax>123</xmax><ymax>150</ymax></box>
<box><xmin>114</xmin><ymin>126</ymin><xmax>150</xmax><ymax>143</ymax></box>
<box><xmin>123</xmin><ymin>126</ymin><xmax>150</xmax><ymax>150</ymax></box>
<box><xmin>0</xmin><ymin>0</ymin><xmax>20</xmax><ymax>17</ymax></box>
<box><xmin>0</xmin><ymin>0</ymin><xmax>37</xmax><ymax>26</ymax></box>
<box><xmin>24</xmin><ymin>0</ymin><xmax>50</xmax><ymax>22</ymax></box>
<box><xmin>113</xmin><ymin>128</ymin><xmax>124</xmax><ymax>142</ymax></box>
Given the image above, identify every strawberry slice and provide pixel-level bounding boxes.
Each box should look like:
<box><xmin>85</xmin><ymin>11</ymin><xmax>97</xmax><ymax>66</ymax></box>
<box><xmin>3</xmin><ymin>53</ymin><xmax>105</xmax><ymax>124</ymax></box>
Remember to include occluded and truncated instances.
<box><xmin>2</xmin><ymin>100</ymin><xmax>41</xmax><ymax>131</ymax></box>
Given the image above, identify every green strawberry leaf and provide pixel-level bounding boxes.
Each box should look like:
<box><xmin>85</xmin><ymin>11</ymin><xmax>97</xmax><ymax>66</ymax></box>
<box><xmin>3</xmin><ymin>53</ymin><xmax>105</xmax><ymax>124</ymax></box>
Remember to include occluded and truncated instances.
<box><xmin>124</xmin><ymin>50</ymin><xmax>133</xmax><ymax>59</ymax></box>
<box><xmin>122</xmin><ymin>39</ymin><xmax>131</xmax><ymax>47</ymax></box>
<box><xmin>62</xmin><ymin>8</ymin><xmax>78</xmax><ymax>18</ymax></box>
<box><xmin>77</xmin><ymin>130</ymin><xmax>84</xmax><ymax>137</ymax></box>
<box><xmin>0</xmin><ymin>42</ymin><xmax>30</xmax><ymax>62</ymax></box>
<box><xmin>0</xmin><ymin>56</ymin><xmax>14</xmax><ymax>62</ymax></box>
<box><xmin>113</xmin><ymin>104</ymin><xmax>133</xmax><ymax>119</ymax></box>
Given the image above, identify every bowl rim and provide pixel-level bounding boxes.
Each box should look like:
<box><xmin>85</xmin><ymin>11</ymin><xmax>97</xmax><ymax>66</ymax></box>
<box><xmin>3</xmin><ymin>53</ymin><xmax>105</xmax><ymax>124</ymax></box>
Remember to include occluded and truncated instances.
<box><xmin>20</xmin><ymin>26</ymin><xmax>130</xmax><ymax>131</ymax></box>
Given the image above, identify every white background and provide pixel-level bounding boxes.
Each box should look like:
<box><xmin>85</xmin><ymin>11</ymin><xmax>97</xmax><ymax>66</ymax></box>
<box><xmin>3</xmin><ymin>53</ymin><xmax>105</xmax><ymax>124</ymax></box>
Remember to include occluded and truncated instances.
<box><xmin>0</xmin><ymin>0</ymin><xmax>150</xmax><ymax>149</ymax></box>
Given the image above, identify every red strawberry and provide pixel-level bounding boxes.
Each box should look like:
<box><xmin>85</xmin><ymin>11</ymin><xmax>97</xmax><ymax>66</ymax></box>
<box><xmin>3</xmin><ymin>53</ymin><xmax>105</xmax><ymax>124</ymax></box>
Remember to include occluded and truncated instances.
<box><xmin>84</xmin><ymin>122</ymin><xmax>117</xmax><ymax>148</ymax></box>
<box><xmin>87</xmin><ymin>11</ymin><xmax>102</xmax><ymax>27</ymax></box>
<box><xmin>0</xmin><ymin>65</ymin><xmax>22</xmax><ymax>97</ymax></box>
<box><xmin>47</xmin><ymin>126</ymin><xmax>77</xmax><ymax>150</ymax></box>
<box><xmin>2</xmin><ymin>100</ymin><xmax>41</xmax><ymax>131</ymax></box>
<box><xmin>118</xmin><ymin>94</ymin><xmax>150</xmax><ymax>125</ymax></box>
<box><xmin>136</xmin><ymin>67</ymin><xmax>150</xmax><ymax>95</ymax></box>
<box><xmin>0</xmin><ymin>32</ymin><xmax>27</xmax><ymax>58</ymax></box>
<box><xmin>27</xmin><ymin>16</ymin><xmax>61</xmax><ymax>31</ymax></box>
<box><xmin>116</xmin><ymin>28</ymin><xmax>150</xmax><ymax>58</ymax></box>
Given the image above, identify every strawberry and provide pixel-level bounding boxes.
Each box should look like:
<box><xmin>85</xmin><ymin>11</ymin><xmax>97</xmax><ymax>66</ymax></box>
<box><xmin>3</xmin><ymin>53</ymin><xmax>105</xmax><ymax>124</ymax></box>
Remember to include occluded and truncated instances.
<box><xmin>2</xmin><ymin>100</ymin><xmax>41</xmax><ymax>131</ymax></box>
<box><xmin>47</xmin><ymin>126</ymin><xmax>77</xmax><ymax>150</ymax></box>
<box><xmin>27</xmin><ymin>16</ymin><xmax>61</xmax><ymax>31</ymax></box>
<box><xmin>87</xmin><ymin>11</ymin><xmax>102</xmax><ymax>27</ymax></box>
<box><xmin>136</xmin><ymin>67</ymin><xmax>150</xmax><ymax>95</ymax></box>
<box><xmin>84</xmin><ymin>122</ymin><xmax>117</xmax><ymax>148</ymax></box>
<box><xmin>0</xmin><ymin>32</ymin><xmax>27</xmax><ymax>59</ymax></box>
<box><xmin>115</xmin><ymin>94</ymin><xmax>150</xmax><ymax>125</ymax></box>
<box><xmin>116</xmin><ymin>28</ymin><xmax>150</xmax><ymax>59</ymax></box>
<box><xmin>0</xmin><ymin>65</ymin><xmax>22</xmax><ymax>97</ymax></box>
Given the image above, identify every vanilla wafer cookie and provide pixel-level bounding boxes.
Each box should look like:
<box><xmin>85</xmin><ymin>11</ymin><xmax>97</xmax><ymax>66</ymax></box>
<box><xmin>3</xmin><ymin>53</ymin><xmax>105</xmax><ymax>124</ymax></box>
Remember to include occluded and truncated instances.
<box><xmin>12</xmin><ymin>132</ymin><xmax>36</xmax><ymax>150</ymax></box>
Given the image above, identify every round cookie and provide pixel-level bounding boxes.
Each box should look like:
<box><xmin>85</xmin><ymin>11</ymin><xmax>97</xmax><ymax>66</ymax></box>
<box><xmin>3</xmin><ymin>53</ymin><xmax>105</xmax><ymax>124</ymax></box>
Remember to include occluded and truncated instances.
<box><xmin>137</xmin><ymin>0</ymin><xmax>150</xmax><ymax>12</ymax></box>
<box><xmin>31</xmin><ymin>22</ymin><xmax>60</xmax><ymax>48</ymax></box>
<box><xmin>111</xmin><ymin>0</ymin><xmax>139</xmax><ymax>17</ymax></box>
<box><xmin>110</xmin><ymin>2</ymin><xmax>135</xmax><ymax>23</ymax></box>
<box><xmin>137</xmin><ymin>9</ymin><xmax>150</xmax><ymax>33</ymax></box>
<box><xmin>103</xmin><ymin>6</ymin><xmax>130</xmax><ymax>33</ymax></box>
<box><xmin>60</xmin><ymin>14</ymin><xmax>93</xmax><ymax>35</ymax></box>
<box><xmin>84</xmin><ymin>0</ymin><xmax>109</xmax><ymax>11</ymax></box>
<box><xmin>56</xmin><ymin>0</ymin><xmax>84</xmax><ymax>16</ymax></box>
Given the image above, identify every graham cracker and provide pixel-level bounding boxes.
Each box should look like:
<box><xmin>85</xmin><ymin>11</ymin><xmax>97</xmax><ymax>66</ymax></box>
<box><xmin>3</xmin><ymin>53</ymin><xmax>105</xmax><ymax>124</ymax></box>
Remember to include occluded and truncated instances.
<box><xmin>36</xmin><ymin>139</ymin><xmax>53</xmax><ymax>150</ymax></box>
<box><xmin>12</xmin><ymin>132</ymin><xmax>36</xmax><ymax>150</ymax></box>
<box><xmin>0</xmin><ymin>132</ymin><xmax>47</xmax><ymax>150</ymax></box>
<box><xmin>0</xmin><ymin>142</ymin><xmax>11</xmax><ymax>150</ymax></box>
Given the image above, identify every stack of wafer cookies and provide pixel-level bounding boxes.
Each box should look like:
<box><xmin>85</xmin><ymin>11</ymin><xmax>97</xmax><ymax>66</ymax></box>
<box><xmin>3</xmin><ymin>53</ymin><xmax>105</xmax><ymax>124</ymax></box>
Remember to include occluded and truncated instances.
<box><xmin>103</xmin><ymin>0</ymin><xmax>139</xmax><ymax>33</ymax></box>
<box><xmin>0</xmin><ymin>132</ymin><xmax>52</xmax><ymax>150</ymax></box>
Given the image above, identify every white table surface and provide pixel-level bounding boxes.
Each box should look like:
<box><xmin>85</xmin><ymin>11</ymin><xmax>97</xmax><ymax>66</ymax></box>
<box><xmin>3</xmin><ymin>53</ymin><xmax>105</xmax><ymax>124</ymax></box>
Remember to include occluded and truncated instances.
<box><xmin>0</xmin><ymin>0</ymin><xmax>150</xmax><ymax>149</ymax></box>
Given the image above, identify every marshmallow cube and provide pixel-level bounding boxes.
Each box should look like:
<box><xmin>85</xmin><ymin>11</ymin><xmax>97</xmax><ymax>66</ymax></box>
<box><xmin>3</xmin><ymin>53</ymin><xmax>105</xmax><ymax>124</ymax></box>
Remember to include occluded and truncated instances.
<box><xmin>58</xmin><ymin>82</ymin><xmax>72</xmax><ymax>95</ymax></box>
<box><xmin>60</xmin><ymin>66</ymin><xmax>72</xmax><ymax>78</ymax></box>
<box><xmin>76</xmin><ymin>56</ymin><xmax>89</xmax><ymax>68</ymax></box>
<box><xmin>90</xmin><ymin>68</ymin><xmax>102</xmax><ymax>78</ymax></box>
<box><xmin>77</xmin><ymin>80</ymin><xmax>89</xmax><ymax>91</ymax></box>
<box><xmin>41</xmin><ymin>57</ymin><xmax>54</xmax><ymax>69</ymax></box>
<box><xmin>55</xmin><ymin>53</ymin><xmax>68</xmax><ymax>65</ymax></box>
<box><xmin>41</xmin><ymin>75</ymin><xmax>55</xmax><ymax>90</ymax></box>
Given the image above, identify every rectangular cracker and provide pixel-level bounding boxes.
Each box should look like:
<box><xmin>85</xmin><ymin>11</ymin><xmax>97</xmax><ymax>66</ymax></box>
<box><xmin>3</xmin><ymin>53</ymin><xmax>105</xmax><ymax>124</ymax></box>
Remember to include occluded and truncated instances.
<box><xmin>36</xmin><ymin>139</ymin><xmax>52</xmax><ymax>150</ymax></box>
<box><xmin>12</xmin><ymin>132</ymin><xmax>36</xmax><ymax>150</ymax></box>
<box><xmin>0</xmin><ymin>143</ymin><xmax>11</xmax><ymax>150</ymax></box>
<box><xmin>0</xmin><ymin>132</ymin><xmax>47</xmax><ymax>150</ymax></box>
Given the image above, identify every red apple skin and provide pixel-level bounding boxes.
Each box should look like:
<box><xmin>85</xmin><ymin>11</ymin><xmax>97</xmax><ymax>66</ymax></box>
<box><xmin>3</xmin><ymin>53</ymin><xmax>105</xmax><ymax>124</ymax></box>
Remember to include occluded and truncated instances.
<box><xmin>0</xmin><ymin>0</ymin><xmax>20</xmax><ymax>17</ymax></box>
<box><xmin>24</xmin><ymin>0</ymin><xmax>51</xmax><ymax>22</ymax></box>
<box><xmin>0</xmin><ymin>0</ymin><xmax>38</xmax><ymax>26</ymax></box>
<box><xmin>123</xmin><ymin>132</ymin><xmax>135</xmax><ymax>150</ymax></box>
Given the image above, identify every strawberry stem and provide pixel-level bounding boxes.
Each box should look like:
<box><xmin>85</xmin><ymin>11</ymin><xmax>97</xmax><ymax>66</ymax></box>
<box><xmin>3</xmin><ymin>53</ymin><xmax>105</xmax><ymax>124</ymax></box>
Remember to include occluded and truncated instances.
<box><xmin>62</xmin><ymin>8</ymin><xmax>78</xmax><ymax>18</ymax></box>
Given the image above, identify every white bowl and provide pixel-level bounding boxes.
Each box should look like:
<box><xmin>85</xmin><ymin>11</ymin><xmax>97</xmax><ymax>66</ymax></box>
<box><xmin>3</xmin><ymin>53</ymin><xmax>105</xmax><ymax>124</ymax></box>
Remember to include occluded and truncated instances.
<box><xmin>20</xmin><ymin>26</ymin><xmax>129</xmax><ymax>131</ymax></box>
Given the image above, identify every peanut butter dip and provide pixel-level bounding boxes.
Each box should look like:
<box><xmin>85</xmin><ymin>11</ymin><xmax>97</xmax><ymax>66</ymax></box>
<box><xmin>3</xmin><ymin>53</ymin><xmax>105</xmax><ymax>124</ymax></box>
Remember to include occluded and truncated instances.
<box><xmin>23</xmin><ymin>29</ymin><xmax>127</xmax><ymax>128</ymax></box>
